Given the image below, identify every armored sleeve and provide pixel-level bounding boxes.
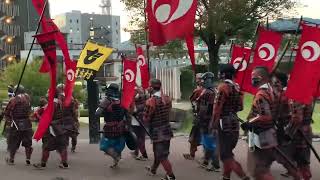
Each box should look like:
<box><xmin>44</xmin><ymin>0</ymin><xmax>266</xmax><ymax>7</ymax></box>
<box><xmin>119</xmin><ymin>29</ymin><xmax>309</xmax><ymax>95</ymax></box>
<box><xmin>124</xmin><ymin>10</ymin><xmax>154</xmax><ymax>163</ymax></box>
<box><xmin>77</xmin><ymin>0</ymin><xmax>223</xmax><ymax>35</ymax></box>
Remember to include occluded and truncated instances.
<box><xmin>4</xmin><ymin>98</ymin><xmax>15</xmax><ymax>122</ymax></box>
<box><xmin>212</xmin><ymin>83</ymin><xmax>228</xmax><ymax>124</ymax></box>
<box><xmin>248</xmin><ymin>91</ymin><xmax>273</xmax><ymax>124</ymax></box>
<box><xmin>289</xmin><ymin>100</ymin><xmax>304</xmax><ymax>125</ymax></box>
<box><xmin>143</xmin><ymin>97</ymin><xmax>156</xmax><ymax>124</ymax></box>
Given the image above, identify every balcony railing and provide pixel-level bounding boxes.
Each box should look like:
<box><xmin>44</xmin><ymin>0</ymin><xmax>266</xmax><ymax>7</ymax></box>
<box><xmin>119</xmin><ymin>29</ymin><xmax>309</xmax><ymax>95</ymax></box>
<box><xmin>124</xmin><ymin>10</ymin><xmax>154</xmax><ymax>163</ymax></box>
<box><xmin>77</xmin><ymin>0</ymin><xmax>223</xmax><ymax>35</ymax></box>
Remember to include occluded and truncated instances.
<box><xmin>0</xmin><ymin>2</ymin><xmax>20</xmax><ymax>17</ymax></box>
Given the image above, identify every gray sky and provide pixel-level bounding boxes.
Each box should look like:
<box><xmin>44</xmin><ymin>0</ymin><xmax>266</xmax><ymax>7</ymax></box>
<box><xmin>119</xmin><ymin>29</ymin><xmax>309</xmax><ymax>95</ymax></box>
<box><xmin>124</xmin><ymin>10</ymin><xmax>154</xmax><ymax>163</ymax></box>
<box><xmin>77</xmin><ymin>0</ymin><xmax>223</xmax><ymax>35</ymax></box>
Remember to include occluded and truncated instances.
<box><xmin>49</xmin><ymin>0</ymin><xmax>320</xmax><ymax>42</ymax></box>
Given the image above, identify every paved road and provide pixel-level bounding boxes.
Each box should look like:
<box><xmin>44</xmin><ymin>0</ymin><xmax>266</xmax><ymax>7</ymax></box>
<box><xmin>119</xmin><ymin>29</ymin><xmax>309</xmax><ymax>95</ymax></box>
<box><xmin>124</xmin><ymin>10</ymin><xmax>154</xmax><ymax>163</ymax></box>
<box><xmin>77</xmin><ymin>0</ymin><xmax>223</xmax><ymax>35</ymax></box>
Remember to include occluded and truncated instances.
<box><xmin>0</xmin><ymin>130</ymin><xmax>319</xmax><ymax>180</ymax></box>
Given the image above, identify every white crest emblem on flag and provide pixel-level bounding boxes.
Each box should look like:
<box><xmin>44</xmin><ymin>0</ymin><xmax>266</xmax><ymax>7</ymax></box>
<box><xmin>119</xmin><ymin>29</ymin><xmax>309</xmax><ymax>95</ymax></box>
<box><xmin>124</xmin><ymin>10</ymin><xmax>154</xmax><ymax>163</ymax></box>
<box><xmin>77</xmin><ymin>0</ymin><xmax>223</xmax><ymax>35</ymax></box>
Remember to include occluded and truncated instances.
<box><xmin>258</xmin><ymin>43</ymin><xmax>275</xmax><ymax>61</ymax></box>
<box><xmin>152</xmin><ymin>0</ymin><xmax>194</xmax><ymax>25</ymax></box>
<box><xmin>301</xmin><ymin>41</ymin><xmax>320</xmax><ymax>62</ymax></box>
<box><xmin>137</xmin><ymin>55</ymin><xmax>146</xmax><ymax>67</ymax></box>
<box><xmin>233</xmin><ymin>57</ymin><xmax>247</xmax><ymax>72</ymax></box>
<box><xmin>67</xmin><ymin>69</ymin><xmax>75</xmax><ymax>81</ymax></box>
<box><xmin>125</xmin><ymin>69</ymin><xmax>135</xmax><ymax>82</ymax></box>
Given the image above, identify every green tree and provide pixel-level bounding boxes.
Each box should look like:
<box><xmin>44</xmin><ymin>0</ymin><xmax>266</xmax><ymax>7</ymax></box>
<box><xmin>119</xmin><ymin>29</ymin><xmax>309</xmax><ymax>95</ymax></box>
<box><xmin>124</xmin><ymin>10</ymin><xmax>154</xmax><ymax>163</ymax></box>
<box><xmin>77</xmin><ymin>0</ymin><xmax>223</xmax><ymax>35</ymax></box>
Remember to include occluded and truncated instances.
<box><xmin>0</xmin><ymin>59</ymin><xmax>50</xmax><ymax>105</ymax></box>
<box><xmin>0</xmin><ymin>59</ymin><xmax>86</xmax><ymax>106</ymax></box>
<box><xmin>121</xmin><ymin>0</ymin><xmax>296</xmax><ymax>76</ymax></box>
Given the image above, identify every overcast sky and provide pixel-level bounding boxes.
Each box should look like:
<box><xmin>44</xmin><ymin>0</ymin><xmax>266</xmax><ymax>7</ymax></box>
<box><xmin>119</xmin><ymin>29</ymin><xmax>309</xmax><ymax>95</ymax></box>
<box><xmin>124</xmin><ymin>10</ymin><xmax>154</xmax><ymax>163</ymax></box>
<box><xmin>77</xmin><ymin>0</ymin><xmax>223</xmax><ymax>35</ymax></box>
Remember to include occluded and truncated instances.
<box><xmin>49</xmin><ymin>0</ymin><xmax>320</xmax><ymax>42</ymax></box>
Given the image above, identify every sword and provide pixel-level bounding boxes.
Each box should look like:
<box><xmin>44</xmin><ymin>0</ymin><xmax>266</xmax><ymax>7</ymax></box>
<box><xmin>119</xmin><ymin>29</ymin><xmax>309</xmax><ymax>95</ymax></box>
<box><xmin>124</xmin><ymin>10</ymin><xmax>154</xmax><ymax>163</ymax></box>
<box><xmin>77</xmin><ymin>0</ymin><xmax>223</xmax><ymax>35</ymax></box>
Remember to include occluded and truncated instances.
<box><xmin>133</xmin><ymin>114</ymin><xmax>152</xmax><ymax>138</ymax></box>
<box><xmin>298</xmin><ymin>129</ymin><xmax>320</xmax><ymax>163</ymax></box>
<box><xmin>274</xmin><ymin>146</ymin><xmax>298</xmax><ymax>171</ymax></box>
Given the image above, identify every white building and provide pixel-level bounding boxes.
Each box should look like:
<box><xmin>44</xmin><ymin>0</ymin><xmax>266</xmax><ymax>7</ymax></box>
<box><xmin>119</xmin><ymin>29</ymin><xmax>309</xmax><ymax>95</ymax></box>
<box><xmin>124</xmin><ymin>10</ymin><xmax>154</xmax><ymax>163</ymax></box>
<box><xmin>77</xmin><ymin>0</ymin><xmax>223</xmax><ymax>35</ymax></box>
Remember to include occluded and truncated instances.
<box><xmin>53</xmin><ymin>10</ymin><xmax>121</xmax><ymax>49</ymax></box>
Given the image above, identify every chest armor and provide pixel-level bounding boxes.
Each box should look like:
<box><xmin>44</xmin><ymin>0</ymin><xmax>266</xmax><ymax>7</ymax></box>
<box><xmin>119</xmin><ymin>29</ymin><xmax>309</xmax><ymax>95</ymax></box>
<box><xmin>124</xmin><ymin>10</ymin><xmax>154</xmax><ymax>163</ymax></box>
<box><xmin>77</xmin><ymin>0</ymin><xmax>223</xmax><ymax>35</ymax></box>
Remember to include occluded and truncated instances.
<box><xmin>12</xmin><ymin>95</ymin><xmax>32</xmax><ymax>131</ymax></box>
<box><xmin>220</xmin><ymin>83</ymin><xmax>241</xmax><ymax>132</ymax></box>
<box><xmin>150</xmin><ymin>96</ymin><xmax>173</xmax><ymax>142</ymax></box>
<box><xmin>302</xmin><ymin>104</ymin><xmax>313</xmax><ymax>125</ymax></box>
<box><xmin>63</xmin><ymin>100</ymin><xmax>76</xmax><ymax>126</ymax></box>
<box><xmin>197</xmin><ymin>89</ymin><xmax>215</xmax><ymax>131</ymax></box>
<box><xmin>51</xmin><ymin>101</ymin><xmax>64</xmax><ymax>135</ymax></box>
<box><xmin>103</xmin><ymin>100</ymin><xmax>125</xmax><ymax>138</ymax></box>
<box><xmin>277</xmin><ymin>93</ymin><xmax>290</xmax><ymax>126</ymax></box>
<box><xmin>135</xmin><ymin>95</ymin><xmax>146</xmax><ymax>118</ymax></box>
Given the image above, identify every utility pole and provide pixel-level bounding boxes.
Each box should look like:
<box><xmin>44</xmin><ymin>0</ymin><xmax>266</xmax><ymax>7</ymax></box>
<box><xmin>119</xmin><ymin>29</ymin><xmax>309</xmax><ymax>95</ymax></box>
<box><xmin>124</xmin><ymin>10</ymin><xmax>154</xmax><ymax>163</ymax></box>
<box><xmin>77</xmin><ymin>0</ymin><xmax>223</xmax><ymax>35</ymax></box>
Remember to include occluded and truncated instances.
<box><xmin>87</xmin><ymin>17</ymin><xmax>100</xmax><ymax>144</ymax></box>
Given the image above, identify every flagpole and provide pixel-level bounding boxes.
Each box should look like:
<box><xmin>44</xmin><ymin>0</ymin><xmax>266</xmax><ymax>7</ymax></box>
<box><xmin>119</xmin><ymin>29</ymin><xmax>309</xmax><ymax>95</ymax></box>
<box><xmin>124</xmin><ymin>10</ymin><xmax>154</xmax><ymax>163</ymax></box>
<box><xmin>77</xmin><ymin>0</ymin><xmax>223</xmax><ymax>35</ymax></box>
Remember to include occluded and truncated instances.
<box><xmin>120</xmin><ymin>54</ymin><xmax>125</xmax><ymax>105</ymax></box>
<box><xmin>239</xmin><ymin>22</ymin><xmax>260</xmax><ymax>90</ymax></box>
<box><xmin>15</xmin><ymin>0</ymin><xmax>49</xmax><ymax>93</ymax></box>
<box><xmin>271</xmin><ymin>40</ymin><xmax>292</xmax><ymax>75</ymax></box>
<box><xmin>143</xmin><ymin>0</ymin><xmax>151</xmax><ymax>78</ymax></box>
<box><xmin>288</xmin><ymin>16</ymin><xmax>303</xmax><ymax>67</ymax></box>
<box><xmin>227</xmin><ymin>40</ymin><xmax>234</xmax><ymax>64</ymax></box>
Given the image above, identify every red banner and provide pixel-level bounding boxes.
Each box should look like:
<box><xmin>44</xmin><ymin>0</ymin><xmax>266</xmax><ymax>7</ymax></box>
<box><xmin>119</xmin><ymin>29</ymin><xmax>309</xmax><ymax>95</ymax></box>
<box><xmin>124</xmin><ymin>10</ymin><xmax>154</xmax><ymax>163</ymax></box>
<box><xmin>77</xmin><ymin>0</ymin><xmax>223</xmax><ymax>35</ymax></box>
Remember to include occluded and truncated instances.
<box><xmin>33</xmin><ymin>31</ymin><xmax>57</xmax><ymax>141</ymax></box>
<box><xmin>147</xmin><ymin>0</ymin><xmax>197</xmax><ymax>45</ymax></box>
<box><xmin>136</xmin><ymin>46</ymin><xmax>150</xmax><ymax>90</ymax></box>
<box><xmin>230</xmin><ymin>45</ymin><xmax>256</xmax><ymax>94</ymax></box>
<box><xmin>252</xmin><ymin>27</ymin><xmax>283</xmax><ymax>71</ymax></box>
<box><xmin>121</xmin><ymin>58</ymin><xmax>137</xmax><ymax>110</ymax></box>
<box><xmin>286</xmin><ymin>24</ymin><xmax>320</xmax><ymax>104</ymax></box>
<box><xmin>146</xmin><ymin>0</ymin><xmax>197</xmax><ymax>72</ymax></box>
<box><xmin>32</xmin><ymin>0</ymin><xmax>76</xmax><ymax>106</ymax></box>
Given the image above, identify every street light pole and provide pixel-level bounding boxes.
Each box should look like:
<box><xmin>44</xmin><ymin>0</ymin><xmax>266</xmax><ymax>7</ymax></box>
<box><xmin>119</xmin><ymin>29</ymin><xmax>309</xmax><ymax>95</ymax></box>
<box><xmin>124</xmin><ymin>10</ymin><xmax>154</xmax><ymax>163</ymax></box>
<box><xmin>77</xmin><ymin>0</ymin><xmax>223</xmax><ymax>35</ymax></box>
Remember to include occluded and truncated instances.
<box><xmin>87</xmin><ymin>17</ymin><xmax>100</xmax><ymax>144</ymax></box>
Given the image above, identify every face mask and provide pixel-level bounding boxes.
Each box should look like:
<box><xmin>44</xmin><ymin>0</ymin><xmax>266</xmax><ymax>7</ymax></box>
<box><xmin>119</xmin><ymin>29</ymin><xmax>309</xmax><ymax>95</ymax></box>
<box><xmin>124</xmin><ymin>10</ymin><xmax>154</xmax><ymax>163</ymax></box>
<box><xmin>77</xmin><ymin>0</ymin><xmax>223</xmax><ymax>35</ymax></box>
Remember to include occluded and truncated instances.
<box><xmin>251</xmin><ymin>78</ymin><xmax>261</xmax><ymax>87</ymax></box>
<box><xmin>218</xmin><ymin>73</ymin><xmax>225</xmax><ymax>80</ymax></box>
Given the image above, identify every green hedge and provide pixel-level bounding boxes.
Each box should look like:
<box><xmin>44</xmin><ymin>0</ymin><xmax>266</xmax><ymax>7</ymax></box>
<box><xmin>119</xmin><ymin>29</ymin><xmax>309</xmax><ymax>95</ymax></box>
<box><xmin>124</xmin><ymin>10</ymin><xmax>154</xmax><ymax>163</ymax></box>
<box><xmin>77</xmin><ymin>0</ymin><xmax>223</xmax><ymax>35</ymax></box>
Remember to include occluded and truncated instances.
<box><xmin>180</xmin><ymin>65</ymin><xmax>208</xmax><ymax>100</ymax></box>
<box><xmin>80</xmin><ymin>109</ymin><xmax>89</xmax><ymax>117</ymax></box>
<box><xmin>0</xmin><ymin>89</ymin><xmax>7</xmax><ymax>103</ymax></box>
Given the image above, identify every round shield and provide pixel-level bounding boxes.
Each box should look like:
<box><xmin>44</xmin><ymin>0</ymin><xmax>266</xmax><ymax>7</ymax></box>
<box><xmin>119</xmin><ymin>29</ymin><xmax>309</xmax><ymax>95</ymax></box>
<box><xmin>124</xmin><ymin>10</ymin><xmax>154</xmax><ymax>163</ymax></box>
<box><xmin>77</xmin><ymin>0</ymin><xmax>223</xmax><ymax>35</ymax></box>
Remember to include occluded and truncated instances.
<box><xmin>124</xmin><ymin>130</ymin><xmax>138</xmax><ymax>150</ymax></box>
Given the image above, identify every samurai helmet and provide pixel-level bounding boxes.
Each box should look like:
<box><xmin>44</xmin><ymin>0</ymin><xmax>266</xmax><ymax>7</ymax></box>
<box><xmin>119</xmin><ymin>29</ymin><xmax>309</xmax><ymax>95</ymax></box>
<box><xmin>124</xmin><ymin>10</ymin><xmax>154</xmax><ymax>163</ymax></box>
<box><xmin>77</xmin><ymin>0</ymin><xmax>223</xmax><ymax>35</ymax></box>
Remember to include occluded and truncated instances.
<box><xmin>201</xmin><ymin>72</ymin><xmax>215</xmax><ymax>89</ymax></box>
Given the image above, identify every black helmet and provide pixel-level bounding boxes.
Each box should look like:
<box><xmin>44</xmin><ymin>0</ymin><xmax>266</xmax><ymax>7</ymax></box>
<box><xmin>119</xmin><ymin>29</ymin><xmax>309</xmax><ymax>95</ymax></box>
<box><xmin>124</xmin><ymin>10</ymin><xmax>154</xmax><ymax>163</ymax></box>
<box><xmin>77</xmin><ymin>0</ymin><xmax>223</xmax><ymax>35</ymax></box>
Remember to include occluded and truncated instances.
<box><xmin>201</xmin><ymin>72</ymin><xmax>215</xmax><ymax>89</ymax></box>
<box><xmin>106</xmin><ymin>83</ymin><xmax>120</xmax><ymax>100</ymax></box>
<box><xmin>219</xmin><ymin>64</ymin><xmax>236</xmax><ymax>80</ymax></box>
<box><xmin>150</xmin><ymin>79</ymin><xmax>162</xmax><ymax>88</ymax></box>
<box><xmin>14</xmin><ymin>85</ymin><xmax>25</xmax><ymax>95</ymax></box>
<box><xmin>56</xmin><ymin>83</ymin><xmax>65</xmax><ymax>92</ymax></box>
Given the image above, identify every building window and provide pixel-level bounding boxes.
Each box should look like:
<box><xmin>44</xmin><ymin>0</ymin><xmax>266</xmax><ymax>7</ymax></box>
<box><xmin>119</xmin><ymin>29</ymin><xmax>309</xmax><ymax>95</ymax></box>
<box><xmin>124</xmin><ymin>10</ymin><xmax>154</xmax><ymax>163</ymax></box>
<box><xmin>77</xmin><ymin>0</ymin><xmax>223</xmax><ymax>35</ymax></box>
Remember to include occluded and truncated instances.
<box><xmin>70</xmin><ymin>19</ymin><xmax>72</xmax><ymax>23</ymax></box>
<box><xmin>77</xmin><ymin>28</ymin><xmax>80</xmax><ymax>33</ymax></box>
<box><xmin>116</xmin><ymin>21</ymin><xmax>118</xmax><ymax>26</ymax></box>
<box><xmin>70</xmin><ymin>28</ymin><xmax>73</xmax><ymax>33</ymax></box>
<box><xmin>116</xmin><ymin>30</ymin><xmax>119</xmax><ymax>34</ymax></box>
<box><xmin>76</xmin><ymin>19</ymin><xmax>79</xmax><ymax>23</ymax></box>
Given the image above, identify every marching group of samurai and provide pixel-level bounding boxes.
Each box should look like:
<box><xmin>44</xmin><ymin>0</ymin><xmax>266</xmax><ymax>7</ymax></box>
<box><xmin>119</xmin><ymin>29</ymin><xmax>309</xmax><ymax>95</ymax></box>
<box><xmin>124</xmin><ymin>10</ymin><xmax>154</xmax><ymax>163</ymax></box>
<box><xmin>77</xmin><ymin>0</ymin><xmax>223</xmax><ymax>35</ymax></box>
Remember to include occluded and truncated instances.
<box><xmin>0</xmin><ymin>63</ymin><xmax>315</xmax><ymax>180</ymax></box>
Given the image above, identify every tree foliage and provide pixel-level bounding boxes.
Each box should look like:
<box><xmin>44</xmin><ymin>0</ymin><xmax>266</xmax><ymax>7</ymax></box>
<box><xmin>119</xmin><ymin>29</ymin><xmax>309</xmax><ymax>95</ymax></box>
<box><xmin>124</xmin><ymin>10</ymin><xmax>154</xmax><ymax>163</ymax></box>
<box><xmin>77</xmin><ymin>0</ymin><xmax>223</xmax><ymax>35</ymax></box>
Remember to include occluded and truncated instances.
<box><xmin>121</xmin><ymin>0</ymin><xmax>296</xmax><ymax>75</ymax></box>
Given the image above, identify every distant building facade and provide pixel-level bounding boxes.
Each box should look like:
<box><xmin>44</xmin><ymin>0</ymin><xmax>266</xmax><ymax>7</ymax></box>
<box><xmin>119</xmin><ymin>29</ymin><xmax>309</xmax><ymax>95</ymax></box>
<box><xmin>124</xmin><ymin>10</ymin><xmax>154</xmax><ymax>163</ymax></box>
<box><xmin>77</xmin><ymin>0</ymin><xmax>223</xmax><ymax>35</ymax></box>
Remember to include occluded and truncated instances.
<box><xmin>0</xmin><ymin>0</ymin><xmax>50</xmax><ymax>69</ymax></box>
<box><xmin>53</xmin><ymin>10</ymin><xmax>121</xmax><ymax>49</ymax></box>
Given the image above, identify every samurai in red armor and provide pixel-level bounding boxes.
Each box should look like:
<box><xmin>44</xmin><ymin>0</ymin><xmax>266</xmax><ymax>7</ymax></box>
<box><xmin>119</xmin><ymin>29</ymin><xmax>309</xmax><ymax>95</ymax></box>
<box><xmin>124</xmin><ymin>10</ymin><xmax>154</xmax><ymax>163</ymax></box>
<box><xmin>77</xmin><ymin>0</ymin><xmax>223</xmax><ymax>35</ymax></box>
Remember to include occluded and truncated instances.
<box><xmin>33</xmin><ymin>96</ymin><xmax>48</xmax><ymax>123</ymax></box>
<box><xmin>130</xmin><ymin>86</ymin><xmax>148</xmax><ymax>161</ymax></box>
<box><xmin>212</xmin><ymin>64</ymin><xmax>249</xmax><ymax>180</ymax></box>
<box><xmin>58</xmin><ymin>84</ymin><xmax>80</xmax><ymax>153</ymax></box>
<box><xmin>4</xmin><ymin>85</ymin><xmax>33</xmax><ymax>166</ymax></box>
<box><xmin>241</xmin><ymin>66</ymin><xmax>277</xmax><ymax>180</ymax></box>
<box><xmin>96</xmin><ymin>83</ymin><xmax>129</xmax><ymax>168</ymax></box>
<box><xmin>144</xmin><ymin>79</ymin><xmax>176</xmax><ymax>180</ymax></box>
<box><xmin>33</xmin><ymin>85</ymin><xmax>69</xmax><ymax>169</ymax></box>
<box><xmin>287</xmin><ymin>100</ymin><xmax>313</xmax><ymax>180</ymax></box>
<box><xmin>183</xmin><ymin>73</ymin><xmax>203</xmax><ymax>160</ymax></box>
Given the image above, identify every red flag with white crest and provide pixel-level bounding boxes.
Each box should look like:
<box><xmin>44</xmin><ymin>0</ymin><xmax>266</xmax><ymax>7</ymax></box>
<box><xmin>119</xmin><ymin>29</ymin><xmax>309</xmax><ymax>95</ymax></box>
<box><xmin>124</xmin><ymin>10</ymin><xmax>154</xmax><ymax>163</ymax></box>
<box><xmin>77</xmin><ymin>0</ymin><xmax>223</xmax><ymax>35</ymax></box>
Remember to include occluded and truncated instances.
<box><xmin>230</xmin><ymin>45</ymin><xmax>257</xmax><ymax>94</ymax></box>
<box><xmin>33</xmin><ymin>31</ymin><xmax>57</xmax><ymax>141</ymax></box>
<box><xmin>146</xmin><ymin>0</ymin><xmax>197</xmax><ymax>72</ymax></box>
<box><xmin>32</xmin><ymin>0</ymin><xmax>76</xmax><ymax>106</ymax></box>
<box><xmin>252</xmin><ymin>27</ymin><xmax>283</xmax><ymax>71</ymax></box>
<box><xmin>136</xmin><ymin>46</ymin><xmax>150</xmax><ymax>90</ymax></box>
<box><xmin>121</xmin><ymin>58</ymin><xmax>137</xmax><ymax>110</ymax></box>
<box><xmin>286</xmin><ymin>24</ymin><xmax>320</xmax><ymax>104</ymax></box>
